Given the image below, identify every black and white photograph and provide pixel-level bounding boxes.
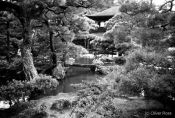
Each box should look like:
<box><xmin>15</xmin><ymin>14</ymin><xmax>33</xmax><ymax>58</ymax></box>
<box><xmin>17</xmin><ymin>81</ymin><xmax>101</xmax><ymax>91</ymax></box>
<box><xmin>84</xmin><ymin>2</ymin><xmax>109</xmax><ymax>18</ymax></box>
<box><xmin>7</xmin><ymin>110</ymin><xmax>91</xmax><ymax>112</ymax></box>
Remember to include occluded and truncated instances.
<box><xmin>0</xmin><ymin>0</ymin><xmax>175</xmax><ymax>118</ymax></box>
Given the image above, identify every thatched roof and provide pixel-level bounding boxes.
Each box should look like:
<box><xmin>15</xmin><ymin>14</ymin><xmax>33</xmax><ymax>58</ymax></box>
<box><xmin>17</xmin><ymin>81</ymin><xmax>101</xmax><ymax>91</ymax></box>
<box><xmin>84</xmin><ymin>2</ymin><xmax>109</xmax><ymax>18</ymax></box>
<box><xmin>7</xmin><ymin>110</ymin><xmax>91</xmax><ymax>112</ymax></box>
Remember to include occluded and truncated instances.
<box><xmin>86</xmin><ymin>6</ymin><xmax>121</xmax><ymax>22</ymax></box>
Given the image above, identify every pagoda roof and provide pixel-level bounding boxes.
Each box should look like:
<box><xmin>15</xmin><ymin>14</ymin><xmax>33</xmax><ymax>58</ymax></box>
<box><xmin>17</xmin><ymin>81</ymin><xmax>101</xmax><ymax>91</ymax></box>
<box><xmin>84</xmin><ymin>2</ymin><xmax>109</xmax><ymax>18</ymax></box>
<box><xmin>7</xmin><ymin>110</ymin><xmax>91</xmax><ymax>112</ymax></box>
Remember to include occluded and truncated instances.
<box><xmin>86</xmin><ymin>6</ymin><xmax>121</xmax><ymax>22</ymax></box>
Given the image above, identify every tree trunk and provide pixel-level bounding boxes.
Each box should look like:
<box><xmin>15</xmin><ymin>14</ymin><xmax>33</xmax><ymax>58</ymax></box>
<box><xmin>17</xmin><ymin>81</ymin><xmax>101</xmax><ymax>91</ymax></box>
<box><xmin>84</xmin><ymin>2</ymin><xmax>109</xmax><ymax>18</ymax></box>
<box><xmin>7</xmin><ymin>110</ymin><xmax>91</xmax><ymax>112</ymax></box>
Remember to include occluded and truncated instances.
<box><xmin>6</xmin><ymin>21</ymin><xmax>10</xmax><ymax>63</ymax></box>
<box><xmin>150</xmin><ymin>0</ymin><xmax>153</xmax><ymax>7</ymax></box>
<box><xmin>44</xmin><ymin>19</ymin><xmax>57</xmax><ymax>66</ymax></box>
<box><xmin>21</xmin><ymin>20</ymin><xmax>39</xmax><ymax>80</ymax></box>
<box><xmin>49</xmin><ymin>29</ymin><xmax>57</xmax><ymax>66</ymax></box>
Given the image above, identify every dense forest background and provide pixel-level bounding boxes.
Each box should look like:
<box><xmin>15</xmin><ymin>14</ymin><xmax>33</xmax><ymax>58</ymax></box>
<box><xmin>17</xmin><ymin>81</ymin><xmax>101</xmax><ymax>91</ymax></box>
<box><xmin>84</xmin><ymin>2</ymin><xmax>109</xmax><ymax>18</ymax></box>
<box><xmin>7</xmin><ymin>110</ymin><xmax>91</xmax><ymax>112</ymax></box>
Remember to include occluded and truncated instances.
<box><xmin>0</xmin><ymin>0</ymin><xmax>175</xmax><ymax>118</ymax></box>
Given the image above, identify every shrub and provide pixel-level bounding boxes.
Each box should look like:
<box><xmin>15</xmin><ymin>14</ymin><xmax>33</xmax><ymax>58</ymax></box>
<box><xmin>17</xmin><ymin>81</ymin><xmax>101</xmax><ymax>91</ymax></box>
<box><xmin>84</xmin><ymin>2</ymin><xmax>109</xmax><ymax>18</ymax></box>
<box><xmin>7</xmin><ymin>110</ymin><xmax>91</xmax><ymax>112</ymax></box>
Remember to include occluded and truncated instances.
<box><xmin>34</xmin><ymin>75</ymin><xmax>58</xmax><ymax>92</ymax></box>
<box><xmin>71</xmin><ymin>79</ymin><xmax>149</xmax><ymax>118</ymax></box>
<box><xmin>4</xmin><ymin>101</ymin><xmax>37</xmax><ymax>117</ymax></box>
<box><xmin>10</xmin><ymin>101</ymin><xmax>36</xmax><ymax>114</ymax></box>
<box><xmin>114</xmin><ymin>56</ymin><xmax>126</xmax><ymax>65</ymax></box>
<box><xmin>0</xmin><ymin>75</ymin><xmax>59</xmax><ymax>106</ymax></box>
<box><xmin>117</xmin><ymin>67</ymin><xmax>157</xmax><ymax>96</ymax></box>
<box><xmin>132</xmin><ymin>28</ymin><xmax>163</xmax><ymax>47</ymax></box>
<box><xmin>15</xmin><ymin>108</ymin><xmax>48</xmax><ymax>118</ymax></box>
<box><xmin>67</xmin><ymin>42</ymin><xmax>89</xmax><ymax>58</ymax></box>
<box><xmin>30</xmin><ymin>74</ymin><xmax>59</xmax><ymax>98</ymax></box>
<box><xmin>114</xmin><ymin>65</ymin><xmax>175</xmax><ymax>100</ymax></box>
<box><xmin>148</xmin><ymin>74</ymin><xmax>175</xmax><ymax>99</ymax></box>
<box><xmin>7</xmin><ymin>57</ymin><xmax>22</xmax><ymax>70</ymax></box>
<box><xmin>0</xmin><ymin>80</ymin><xmax>34</xmax><ymax>106</ymax></box>
<box><xmin>71</xmin><ymin>80</ymin><xmax>131</xmax><ymax>118</ymax></box>
<box><xmin>125</xmin><ymin>49</ymin><xmax>171</xmax><ymax>72</ymax></box>
<box><xmin>115</xmin><ymin>43</ymin><xmax>133</xmax><ymax>56</ymax></box>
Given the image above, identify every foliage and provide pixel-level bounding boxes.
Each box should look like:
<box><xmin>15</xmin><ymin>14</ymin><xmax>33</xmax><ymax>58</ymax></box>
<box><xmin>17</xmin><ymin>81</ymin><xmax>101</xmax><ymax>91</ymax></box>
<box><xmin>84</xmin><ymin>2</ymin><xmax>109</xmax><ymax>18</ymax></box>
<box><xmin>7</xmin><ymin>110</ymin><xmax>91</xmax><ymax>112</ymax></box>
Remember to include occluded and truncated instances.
<box><xmin>115</xmin><ymin>42</ymin><xmax>136</xmax><ymax>56</ymax></box>
<box><xmin>1</xmin><ymin>0</ymin><xmax>175</xmax><ymax>117</ymax></box>
<box><xmin>90</xmin><ymin>37</ymin><xmax>116</xmax><ymax>54</ymax></box>
<box><xmin>124</xmin><ymin>48</ymin><xmax>171</xmax><ymax>72</ymax></box>
<box><xmin>104</xmin><ymin>24</ymin><xmax>131</xmax><ymax>45</ymax></box>
<box><xmin>3</xmin><ymin>101</ymin><xmax>37</xmax><ymax>118</ymax></box>
<box><xmin>115</xmin><ymin>66</ymin><xmax>175</xmax><ymax>100</ymax></box>
<box><xmin>117</xmin><ymin>67</ymin><xmax>157</xmax><ymax>96</ymax></box>
<box><xmin>70</xmin><ymin>79</ymin><xmax>147</xmax><ymax>118</ymax></box>
<box><xmin>169</xmin><ymin>13</ymin><xmax>175</xmax><ymax>27</ymax></box>
<box><xmin>0</xmin><ymin>57</ymin><xmax>25</xmax><ymax>86</ymax></box>
<box><xmin>131</xmin><ymin>28</ymin><xmax>164</xmax><ymax>48</ymax></box>
<box><xmin>0</xmin><ymin>80</ymin><xmax>34</xmax><ymax>106</ymax></box>
<box><xmin>149</xmin><ymin>74</ymin><xmax>175</xmax><ymax>99</ymax></box>
<box><xmin>114</xmin><ymin>56</ymin><xmax>126</xmax><ymax>65</ymax></box>
<box><xmin>71</xmin><ymin>81</ymin><xmax>119</xmax><ymax>118</ymax></box>
<box><xmin>105</xmin><ymin>0</ymin><xmax>163</xmax><ymax>53</ymax></box>
<box><xmin>66</xmin><ymin>42</ymin><xmax>89</xmax><ymax>58</ymax></box>
<box><xmin>0</xmin><ymin>0</ymin><xmax>108</xmax><ymax>80</ymax></box>
<box><xmin>0</xmin><ymin>75</ymin><xmax>59</xmax><ymax>106</ymax></box>
<box><xmin>31</xmin><ymin>74</ymin><xmax>59</xmax><ymax>96</ymax></box>
<box><xmin>119</xmin><ymin>0</ymin><xmax>154</xmax><ymax>15</ymax></box>
<box><xmin>115</xmin><ymin>49</ymin><xmax>175</xmax><ymax>99</ymax></box>
<box><xmin>70</xmin><ymin>48</ymin><xmax>175</xmax><ymax>117</ymax></box>
<box><xmin>15</xmin><ymin>108</ymin><xmax>48</xmax><ymax>118</ymax></box>
<box><xmin>7</xmin><ymin>57</ymin><xmax>23</xmax><ymax>70</ymax></box>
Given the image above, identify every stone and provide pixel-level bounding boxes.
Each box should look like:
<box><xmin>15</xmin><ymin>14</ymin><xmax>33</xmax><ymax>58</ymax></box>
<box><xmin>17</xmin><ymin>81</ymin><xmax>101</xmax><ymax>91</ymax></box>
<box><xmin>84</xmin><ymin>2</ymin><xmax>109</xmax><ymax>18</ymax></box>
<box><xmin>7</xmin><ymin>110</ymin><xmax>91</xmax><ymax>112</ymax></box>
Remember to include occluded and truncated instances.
<box><xmin>50</xmin><ymin>99</ymin><xmax>71</xmax><ymax>112</ymax></box>
<box><xmin>52</xmin><ymin>64</ymin><xmax>65</xmax><ymax>80</ymax></box>
<box><xmin>92</xmin><ymin>59</ymin><xmax>104</xmax><ymax>66</ymax></box>
<box><xmin>65</xmin><ymin>58</ymin><xmax>75</xmax><ymax>65</ymax></box>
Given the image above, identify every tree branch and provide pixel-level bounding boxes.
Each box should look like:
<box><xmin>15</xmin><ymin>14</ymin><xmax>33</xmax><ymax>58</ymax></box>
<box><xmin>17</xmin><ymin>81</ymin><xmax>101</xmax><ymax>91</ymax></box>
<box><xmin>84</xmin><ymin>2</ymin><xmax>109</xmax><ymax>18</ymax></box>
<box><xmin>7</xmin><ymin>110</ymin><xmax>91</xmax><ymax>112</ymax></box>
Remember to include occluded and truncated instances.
<box><xmin>0</xmin><ymin>1</ymin><xmax>22</xmax><ymax>17</ymax></box>
<box><xmin>0</xmin><ymin>1</ymin><xmax>24</xmax><ymax>25</ymax></box>
<box><xmin>159</xmin><ymin>0</ymin><xmax>174</xmax><ymax>12</ymax></box>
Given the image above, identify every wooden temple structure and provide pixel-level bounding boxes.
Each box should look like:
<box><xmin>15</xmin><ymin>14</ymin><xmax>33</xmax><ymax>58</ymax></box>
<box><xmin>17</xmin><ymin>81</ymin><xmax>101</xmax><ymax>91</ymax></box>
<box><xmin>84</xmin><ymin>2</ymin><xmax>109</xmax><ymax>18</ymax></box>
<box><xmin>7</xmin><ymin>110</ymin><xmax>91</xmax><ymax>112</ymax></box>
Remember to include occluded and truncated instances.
<box><xmin>86</xmin><ymin>6</ymin><xmax>121</xmax><ymax>28</ymax></box>
<box><xmin>70</xmin><ymin>6</ymin><xmax>121</xmax><ymax>70</ymax></box>
<box><xmin>73</xmin><ymin>6</ymin><xmax>121</xmax><ymax>51</ymax></box>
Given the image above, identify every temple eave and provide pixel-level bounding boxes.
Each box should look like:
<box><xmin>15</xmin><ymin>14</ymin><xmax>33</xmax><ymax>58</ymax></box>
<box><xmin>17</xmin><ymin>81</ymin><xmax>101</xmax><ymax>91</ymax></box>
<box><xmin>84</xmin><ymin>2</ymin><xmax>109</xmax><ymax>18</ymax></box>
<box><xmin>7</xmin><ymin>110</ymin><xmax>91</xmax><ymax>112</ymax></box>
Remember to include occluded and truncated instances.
<box><xmin>86</xmin><ymin>15</ymin><xmax>114</xmax><ymax>22</ymax></box>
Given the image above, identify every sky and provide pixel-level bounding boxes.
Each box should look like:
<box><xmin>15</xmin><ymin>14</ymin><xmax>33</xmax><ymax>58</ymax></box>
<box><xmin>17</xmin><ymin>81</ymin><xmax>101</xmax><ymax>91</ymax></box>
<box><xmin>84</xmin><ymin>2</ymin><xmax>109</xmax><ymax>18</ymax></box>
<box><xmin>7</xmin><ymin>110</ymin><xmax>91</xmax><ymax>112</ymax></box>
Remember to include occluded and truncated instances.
<box><xmin>148</xmin><ymin>0</ymin><xmax>166</xmax><ymax>5</ymax></box>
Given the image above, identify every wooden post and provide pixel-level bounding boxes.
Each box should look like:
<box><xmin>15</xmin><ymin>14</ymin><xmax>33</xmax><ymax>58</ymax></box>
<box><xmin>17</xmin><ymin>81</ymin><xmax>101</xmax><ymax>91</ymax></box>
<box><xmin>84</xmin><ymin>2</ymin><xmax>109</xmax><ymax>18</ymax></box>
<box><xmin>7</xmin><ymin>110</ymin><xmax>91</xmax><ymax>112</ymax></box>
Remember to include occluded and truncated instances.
<box><xmin>90</xmin><ymin>66</ymin><xmax>96</xmax><ymax>72</ymax></box>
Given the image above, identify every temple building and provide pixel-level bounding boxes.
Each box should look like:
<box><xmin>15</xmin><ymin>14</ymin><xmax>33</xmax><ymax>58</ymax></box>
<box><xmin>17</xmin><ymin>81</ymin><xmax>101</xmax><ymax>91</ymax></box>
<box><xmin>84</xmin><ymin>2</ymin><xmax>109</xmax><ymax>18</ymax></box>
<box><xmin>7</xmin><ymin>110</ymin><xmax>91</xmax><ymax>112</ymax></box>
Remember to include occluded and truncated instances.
<box><xmin>73</xmin><ymin>6</ymin><xmax>121</xmax><ymax>52</ymax></box>
<box><xmin>86</xmin><ymin>6</ymin><xmax>121</xmax><ymax>33</ymax></box>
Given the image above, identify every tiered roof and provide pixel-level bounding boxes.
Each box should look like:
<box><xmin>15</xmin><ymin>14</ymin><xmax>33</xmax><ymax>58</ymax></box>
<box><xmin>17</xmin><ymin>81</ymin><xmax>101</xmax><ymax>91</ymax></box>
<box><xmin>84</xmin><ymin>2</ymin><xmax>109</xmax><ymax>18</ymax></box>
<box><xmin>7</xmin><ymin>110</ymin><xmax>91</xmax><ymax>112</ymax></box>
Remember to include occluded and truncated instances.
<box><xmin>86</xmin><ymin>6</ymin><xmax>121</xmax><ymax>22</ymax></box>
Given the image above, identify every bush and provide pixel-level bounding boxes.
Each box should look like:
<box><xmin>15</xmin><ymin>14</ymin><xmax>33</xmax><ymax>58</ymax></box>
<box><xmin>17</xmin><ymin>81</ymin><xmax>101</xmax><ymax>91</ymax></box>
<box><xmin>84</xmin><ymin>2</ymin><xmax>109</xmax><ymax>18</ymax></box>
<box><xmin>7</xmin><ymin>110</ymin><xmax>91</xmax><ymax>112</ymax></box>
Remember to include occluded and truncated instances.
<box><xmin>114</xmin><ymin>63</ymin><xmax>175</xmax><ymax>100</ymax></box>
<box><xmin>10</xmin><ymin>101</ymin><xmax>36</xmax><ymax>114</ymax></box>
<box><xmin>125</xmin><ymin>49</ymin><xmax>171</xmax><ymax>72</ymax></box>
<box><xmin>30</xmin><ymin>75</ymin><xmax>59</xmax><ymax>98</ymax></box>
<box><xmin>3</xmin><ymin>101</ymin><xmax>37</xmax><ymax>118</ymax></box>
<box><xmin>0</xmin><ymin>80</ymin><xmax>34</xmax><ymax>106</ymax></box>
<box><xmin>67</xmin><ymin>42</ymin><xmax>89</xmax><ymax>58</ymax></box>
<box><xmin>132</xmin><ymin>28</ymin><xmax>163</xmax><ymax>48</ymax></box>
<box><xmin>71</xmin><ymin>63</ymin><xmax>175</xmax><ymax>117</ymax></box>
<box><xmin>71</xmin><ymin>79</ymin><xmax>149</xmax><ymax>118</ymax></box>
<box><xmin>71</xmin><ymin>80</ymin><xmax>128</xmax><ymax>118</ymax></box>
<box><xmin>0</xmin><ymin>75</ymin><xmax>59</xmax><ymax>106</ymax></box>
<box><xmin>15</xmin><ymin>108</ymin><xmax>48</xmax><ymax>118</ymax></box>
<box><xmin>114</xmin><ymin>56</ymin><xmax>126</xmax><ymax>65</ymax></box>
<box><xmin>117</xmin><ymin>67</ymin><xmax>157</xmax><ymax>96</ymax></box>
<box><xmin>7</xmin><ymin>57</ymin><xmax>22</xmax><ymax>70</ymax></box>
<box><xmin>35</xmin><ymin>75</ymin><xmax>58</xmax><ymax>92</ymax></box>
<box><xmin>115</xmin><ymin>43</ymin><xmax>134</xmax><ymax>56</ymax></box>
<box><xmin>149</xmin><ymin>74</ymin><xmax>175</xmax><ymax>99</ymax></box>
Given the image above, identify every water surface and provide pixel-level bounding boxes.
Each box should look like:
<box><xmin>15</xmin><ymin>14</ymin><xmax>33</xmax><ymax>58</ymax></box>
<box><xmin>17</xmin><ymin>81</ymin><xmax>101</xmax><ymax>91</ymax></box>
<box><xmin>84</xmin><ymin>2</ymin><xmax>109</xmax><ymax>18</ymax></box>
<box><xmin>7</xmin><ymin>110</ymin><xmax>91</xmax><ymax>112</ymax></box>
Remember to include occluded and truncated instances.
<box><xmin>58</xmin><ymin>67</ymin><xmax>99</xmax><ymax>93</ymax></box>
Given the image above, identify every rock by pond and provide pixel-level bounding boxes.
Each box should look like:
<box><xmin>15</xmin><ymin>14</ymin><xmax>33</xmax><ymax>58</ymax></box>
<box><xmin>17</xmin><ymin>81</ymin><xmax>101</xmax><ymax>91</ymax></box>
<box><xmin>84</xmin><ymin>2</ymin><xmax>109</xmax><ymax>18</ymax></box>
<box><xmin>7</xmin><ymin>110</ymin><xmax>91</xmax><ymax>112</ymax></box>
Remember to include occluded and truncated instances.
<box><xmin>50</xmin><ymin>99</ymin><xmax>71</xmax><ymax>113</ymax></box>
<box><xmin>52</xmin><ymin>64</ymin><xmax>65</xmax><ymax>80</ymax></box>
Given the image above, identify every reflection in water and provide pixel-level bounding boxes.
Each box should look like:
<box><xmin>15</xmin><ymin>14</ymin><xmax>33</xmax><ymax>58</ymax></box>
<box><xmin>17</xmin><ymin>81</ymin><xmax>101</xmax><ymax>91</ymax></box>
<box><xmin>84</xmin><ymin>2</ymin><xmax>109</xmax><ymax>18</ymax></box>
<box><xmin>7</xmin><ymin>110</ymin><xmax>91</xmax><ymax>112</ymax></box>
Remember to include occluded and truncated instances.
<box><xmin>58</xmin><ymin>67</ymin><xmax>99</xmax><ymax>93</ymax></box>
